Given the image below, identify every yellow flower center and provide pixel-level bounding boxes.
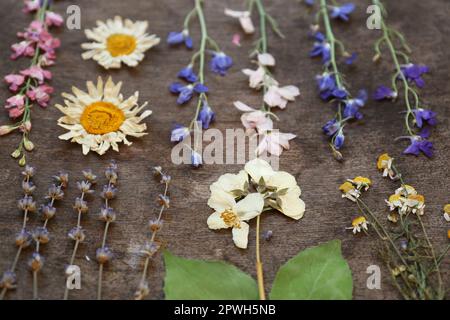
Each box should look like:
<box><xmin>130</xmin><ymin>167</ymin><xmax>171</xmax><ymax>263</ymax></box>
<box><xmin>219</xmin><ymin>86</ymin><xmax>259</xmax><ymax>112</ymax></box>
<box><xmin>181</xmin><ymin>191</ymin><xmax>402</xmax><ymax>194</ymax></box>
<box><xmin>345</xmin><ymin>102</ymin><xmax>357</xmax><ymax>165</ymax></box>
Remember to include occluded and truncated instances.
<box><xmin>339</xmin><ymin>182</ymin><xmax>354</xmax><ymax>193</ymax></box>
<box><xmin>377</xmin><ymin>153</ymin><xmax>391</xmax><ymax>170</ymax></box>
<box><xmin>407</xmin><ymin>194</ymin><xmax>425</xmax><ymax>203</ymax></box>
<box><xmin>353</xmin><ymin>176</ymin><xmax>371</xmax><ymax>185</ymax></box>
<box><xmin>220</xmin><ymin>209</ymin><xmax>241</xmax><ymax>228</ymax></box>
<box><xmin>80</xmin><ymin>101</ymin><xmax>125</xmax><ymax>135</ymax></box>
<box><xmin>389</xmin><ymin>194</ymin><xmax>402</xmax><ymax>203</ymax></box>
<box><xmin>352</xmin><ymin>216</ymin><xmax>366</xmax><ymax>227</ymax></box>
<box><xmin>444</xmin><ymin>204</ymin><xmax>450</xmax><ymax>214</ymax></box>
<box><xmin>106</xmin><ymin>34</ymin><xmax>137</xmax><ymax>57</ymax></box>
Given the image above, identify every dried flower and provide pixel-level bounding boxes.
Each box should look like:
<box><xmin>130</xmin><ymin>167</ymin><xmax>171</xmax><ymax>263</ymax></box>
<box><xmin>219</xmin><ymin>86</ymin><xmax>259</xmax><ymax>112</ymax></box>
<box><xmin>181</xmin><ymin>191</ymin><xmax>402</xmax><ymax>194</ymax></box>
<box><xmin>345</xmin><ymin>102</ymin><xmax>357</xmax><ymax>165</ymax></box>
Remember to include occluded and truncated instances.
<box><xmin>15</xmin><ymin>229</ymin><xmax>32</xmax><ymax>248</ymax></box>
<box><xmin>141</xmin><ymin>242</ymin><xmax>161</xmax><ymax>258</ymax></box>
<box><xmin>18</xmin><ymin>195</ymin><xmax>37</xmax><ymax>212</ymax></box>
<box><xmin>54</xmin><ymin>172</ymin><xmax>69</xmax><ymax>188</ymax></box>
<box><xmin>347</xmin><ymin>216</ymin><xmax>369</xmax><ymax>234</ymax></box>
<box><xmin>82</xmin><ymin>169</ymin><xmax>97</xmax><ymax>184</ymax></box>
<box><xmin>0</xmin><ymin>271</ymin><xmax>17</xmax><ymax>290</ymax></box>
<box><xmin>73</xmin><ymin>197</ymin><xmax>89</xmax><ymax>214</ymax></box>
<box><xmin>443</xmin><ymin>204</ymin><xmax>450</xmax><ymax>222</ymax></box>
<box><xmin>77</xmin><ymin>181</ymin><xmax>94</xmax><ymax>194</ymax></box>
<box><xmin>46</xmin><ymin>184</ymin><xmax>64</xmax><ymax>200</ymax></box>
<box><xmin>157</xmin><ymin>194</ymin><xmax>170</xmax><ymax>208</ymax></box>
<box><xmin>28</xmin><ymin>253</ymin><xmax>44</xmax><ymax>272</ymax></box>
<box><xmin>134</xmin><ymin>281</ymin><xmax>150</xmax><ymax>300</ymax></box>
<box><xmin>99</xmin><ymin>207</ymin><xmax>116</xmax><ymax>223</ymax></box>
<box><xmin>148</xmin><ymin>219</ymin><xmax>163</xmax><ymax>232</ymax></box>
<box><xmin>40</xmin><ymin>204</ymin><xmax>56</xmax><ymax>220</ymax></box>
<box><xmin>68</xmin><ymin>226</ymin><xmax>86</xmax><ymax>242</ymax></box>
<box><xmin>22</xmin><ymin>180</ymin><xmax>36</xmax><ymax>194</ymax></box>
<box><xmin>96</xmin><ymin>247</ymin><xmax>113</xmax><ymax>264</ymax></box>
<box><xmin>101</xmin><ymin>185</ymin><xmax>117</xmax><ymax>200</ymax></box>
<box><xmin>32</xmin><ymin>227</ymin><xmax>50</xmax><ymax>244</ymax></box>
<box><xmin>377</xmin><ymin>153</ymin><xmax>398</xmax><ymax>180</ymax></box>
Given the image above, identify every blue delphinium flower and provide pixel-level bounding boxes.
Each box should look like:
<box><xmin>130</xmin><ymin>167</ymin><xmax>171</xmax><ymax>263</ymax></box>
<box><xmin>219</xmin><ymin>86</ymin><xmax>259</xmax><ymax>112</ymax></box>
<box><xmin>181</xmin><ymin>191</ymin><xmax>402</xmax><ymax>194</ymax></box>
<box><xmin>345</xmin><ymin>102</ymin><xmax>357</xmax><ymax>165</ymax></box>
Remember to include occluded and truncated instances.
<box><xmin>191</xmin><ymin>150</ymin><xmax>203</xmax><ymax>168</ymax></box>
<box><xmin>197</xmin><ymin>101</ymin><xmax>215</xmax><ymax>129</ymax></box>
<box><xmin>400</xmin><ymin>64</ymin><xmax>429</xmax><ymax>88</ymax></box>
<box><xmin>167</xmin><ymin>30</ymin><xmax>193</xmax><ymax>49</ymax></box>
<box><xmin>330</xmin><ymin>3</ymin><xmax>356</xmax><ymax>21</ymax></box>
<box><xmin>343</xmin><ymin>90</ymin><xmax>367</xmax><ymax>120</ymax></box>
<box><xmin>309</xmin><ymin>32</ymin><xmax>331</xmax><ymax>63</ymax></box>
<box><xmin>305</xmin><ymin>0</ymin><xmax>315</xmax><ymax>6</ymax></box>
<box><xmin>333</xmin><ymin>129</ymin><xmax>345</xmax><ymax>149</ymax></box>
<box><xmin>403</xmin><ymin>136</ymin><xmax>433</xmax><ymax>158</ymax></box>
<box><xmin>344</xmin><ymin>52</ymin><xmax>358</xmax><ymax>65</ymax></box>
<box><xmin>412</xmin><ymin>108</ymin><xmax>437</xmax><ymax>128</ymax></box>
<box><xmin>322</xmin><ymin>119</ymin><xmax>340</xmax><ymax>137</ymax></box>
<box><xmin>170</xmin><ymin>125</ymin><xmax>190</xmax><ymax>142</ymax></box>
<box><xmin>316</xmin><ymin>73</ymin><xmax>336</xmax><ymax>92</ymax></box>
<box><xmin>373</xmin><ymin>85</ymin><xmax>397</xmax><ymax>100</ymax></box>
<box><xmin>210</xmin><ymin>52</ymin><xmax>233</xmax><ymax>76</ymax></box>
<box><xmin>178</xmin><ymin>65</ymin><xmax>198</xmax><ymax>82</ymax></box>
<box><xmin>169</xmin><ymin>82</ymin><xmax>208</xmax><ymax>104</ymax></box>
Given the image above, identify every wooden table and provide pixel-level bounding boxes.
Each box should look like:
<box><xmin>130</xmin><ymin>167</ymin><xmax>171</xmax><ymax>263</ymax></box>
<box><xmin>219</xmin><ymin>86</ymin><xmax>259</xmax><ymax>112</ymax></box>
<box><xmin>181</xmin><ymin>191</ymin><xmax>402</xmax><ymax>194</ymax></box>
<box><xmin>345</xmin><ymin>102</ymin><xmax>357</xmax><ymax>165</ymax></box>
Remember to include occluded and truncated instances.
<box><xmin>0</xmin><ymin>0</ymin><xmax>448</xmax><ymax>300</ymax></box>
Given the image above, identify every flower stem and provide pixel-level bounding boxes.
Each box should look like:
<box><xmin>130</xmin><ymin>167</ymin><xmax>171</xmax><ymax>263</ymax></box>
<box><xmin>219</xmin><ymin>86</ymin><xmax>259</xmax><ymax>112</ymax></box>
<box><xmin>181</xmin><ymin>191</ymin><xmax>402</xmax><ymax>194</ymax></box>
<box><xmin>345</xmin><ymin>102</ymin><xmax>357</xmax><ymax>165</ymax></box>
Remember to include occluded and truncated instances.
<box><xmin>255</xmin><ymin>215</ymin><xmax>266</xmax><ymax>300</ymax></box>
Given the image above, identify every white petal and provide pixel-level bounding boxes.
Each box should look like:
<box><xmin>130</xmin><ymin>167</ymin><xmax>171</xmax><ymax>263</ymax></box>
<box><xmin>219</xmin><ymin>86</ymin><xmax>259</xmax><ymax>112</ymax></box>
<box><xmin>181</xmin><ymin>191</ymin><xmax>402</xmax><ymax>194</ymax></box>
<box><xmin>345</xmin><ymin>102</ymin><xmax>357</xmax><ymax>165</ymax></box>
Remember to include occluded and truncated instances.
<box><xmin>234</xmin><ymin>101</ymin><xmax>256</xmax><ymax>112</ymax></box>
<box><xmin>232</xmin><ymin>222</ymin><xmax>249</xmax><ymax>249</ymax></box>
<box><xmin>211</xmin><ymin>170</ymin><xmax>248</xmax><ymax>193</ymax></box>
<box><xmin>224</xmin><ymin>9</ymin><xmax>249</xmax><ymax>18</ymax></box>
<box><xmin>279</xmin><ymin>193</ymin><xmax>305</xmax><ymax>220</ymax></box>
<box><xmin>239</xmin><ymin>16</ymin><xmax>255</xmax><ymax>34</ymax></box>
<box><xmin>267</xmin><ymin>171</ymin><xmax>299</xmax><ymax>190</ymax></box>
<box><xmin>207</xmin><ymin>186</ymin><xmax>236</xmax><ymax>212</ymax></box>
<box><xmin>207</xmin><ymin>211</ymin><xmax>230</xmax><ymax>230</ymax></box>
<box><xmin>258</xmin><ymin>53</ymin><xmax>275</xmax><ymax>66</ymax></box>
<box><xmin>234</xmin><ymin>193</ymin><xmax>264</xmax><ymax>221</ymax></box>
<box><xmin>277</xmin><ymin>85</ymin><xmax>300</xmax><ymax>100</ymax></box>
<box><xmin>244</xmin><ymin>158</ymin><xmax>274</xmax><ymax>183</ymax></box>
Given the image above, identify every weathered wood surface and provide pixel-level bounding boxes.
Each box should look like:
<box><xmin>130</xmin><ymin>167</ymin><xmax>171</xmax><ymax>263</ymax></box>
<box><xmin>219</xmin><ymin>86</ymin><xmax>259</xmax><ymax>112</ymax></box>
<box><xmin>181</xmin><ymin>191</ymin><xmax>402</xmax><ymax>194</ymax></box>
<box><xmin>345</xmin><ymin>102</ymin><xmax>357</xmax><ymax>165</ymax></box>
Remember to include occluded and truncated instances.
<box><xmin>0</xmin><ymin>0</ymin><xmax>449</xmax><ymax>300</ymax></box>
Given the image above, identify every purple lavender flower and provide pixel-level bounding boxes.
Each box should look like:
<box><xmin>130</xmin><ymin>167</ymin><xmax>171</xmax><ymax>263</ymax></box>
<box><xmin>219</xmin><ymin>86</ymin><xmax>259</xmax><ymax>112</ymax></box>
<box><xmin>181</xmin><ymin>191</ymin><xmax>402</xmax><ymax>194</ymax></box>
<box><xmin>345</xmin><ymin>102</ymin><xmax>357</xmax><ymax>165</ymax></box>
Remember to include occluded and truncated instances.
<box><xmin>197</xmin><ymin>101</ymin><xmax>215</xmax><ymax>129</ymax></box>
<box><xmin>330</xmin><ymin>3</ymin><xmax>356</xmax><ymax>21</ymax></box>
<box><xmin>343</xmin><ymin>90</ymin><xmax>367</xmax><ymax>120</ymax></box>
<box><xmin>400</xmin><ymin>64</ymin><xmax>429</xmax><ymax>88</ymax></box>
<box><xmin>322</xmin><ymin>119</ymin><xmax>340</xmax><ymax>137</ymax></box>
<box><xmin>169</xmin><ymin>82</ymin><xmax>208</xmax><ymax>104</ymax></box>
<box><xmin>403</xmin><ymin>136</ymin><xmax>433</xmax><ymax>158</ymax></box>
<box><xmin>167</xmin><ymin>30</ymin><xmax>193</xmax><ymax>49</ymax></box>
<box><xmin>373</xmin><ymin>85</ymin><xmax>397</xmax><ymax>101</ymax></box>
<box><xmin>170</xmin><ymin>125</ymin><xmax>190</xmax><ymax>142</ymax></box>
<box><xmin>210</xmin><ymin>52</ymin><xmax>233</xmax><ymax>76</ymax></box>
<box><xmin>178</xmin><ymin>65</ymin><xmax>198</xmax><ymax>83</ymax></box>
<box><xmin>344</xmin><ymin>52</ymin><xmax>358</xmax><ymax>65</ymax></box>
<box><xmin>412</xmin><ymin>108</ymin><xmax>437</xmax><ymax>128</ymax></box>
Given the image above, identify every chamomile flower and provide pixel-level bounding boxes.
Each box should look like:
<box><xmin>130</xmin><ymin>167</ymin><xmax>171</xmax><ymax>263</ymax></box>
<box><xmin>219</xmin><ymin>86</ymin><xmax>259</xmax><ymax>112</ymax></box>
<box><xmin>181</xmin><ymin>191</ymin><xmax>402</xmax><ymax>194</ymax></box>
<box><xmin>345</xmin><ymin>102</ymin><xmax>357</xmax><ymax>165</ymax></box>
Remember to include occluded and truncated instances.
<box><xmin>348</xmin><ymin>177</ymin><xmax>371</xmax><ymax>191</ymax></box>
<box><xmin>444</xmin><ymin>204</ymin><xmax>450</xmax><ymax>222</ymax></box>
<box><xmin>339</xmin><ymin>181</ymin><xmax>360</xmax><ymax>202</ymax></box>
<box><xmin>377</xmin><ymin>153</ymin><xmax>397</xmax><ymax>180</ymax></box>
<box><xmin>56</xmin><ymin>77</ymin><xmax>152</xmax><ymax>155</ymax></box>
<box><xmin>81</xmin><ymin>16</ymin><xmax>160</xmax><ymax>69</ymax></box>
<box><xmin>347</xmin><ymin>216</ymin><xmax>369</xmax><ymax>234</ymax></box>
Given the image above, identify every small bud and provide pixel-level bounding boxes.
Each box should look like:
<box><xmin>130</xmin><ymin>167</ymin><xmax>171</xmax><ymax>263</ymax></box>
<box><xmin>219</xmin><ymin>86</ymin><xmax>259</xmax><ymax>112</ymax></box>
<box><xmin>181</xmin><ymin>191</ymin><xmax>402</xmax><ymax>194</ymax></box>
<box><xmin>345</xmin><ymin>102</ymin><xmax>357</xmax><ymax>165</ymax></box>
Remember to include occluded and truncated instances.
<box><xmin>158</xmin><ymin>194</ymin><xmax>170</xmax><ymax>208</ymax></box>
<box><xmin>73</xmin><ymin>197</ymin><xmax>88</xmax><ymax>213</ymax></box>
<box><xmin>32</xmin><ymin>227</ymin><xmax>50</xmax><ymax>244</ymax></box>
<box><xmin>11</xmin><ymin>149</ymin><xmax>21</xmax><ymax>159</ymax></box>
<box><xmin>22</xmin><ymin>181</ymin><xmax>36</xmax><ymax>195</ymax></box>
<box><xmin>141</xmin><ymin>242</ymin><xmax>160</xmax><ymax>258</ymax></box>
<box><xmin>82</xmin><ymin>170</ymin><xmax>97</xmax><ymax>184</ymax></box>
<box><xmin>28</xmin><ymin>253</ymin><xmax>44</xmax><ymax>272</ymax></box>
<box><xmin>68</xmin><ymin>226</ymin><xmax>86</xmax><ymax>242</ymax></box>
<box><xmin>0</xmin><ymin>271</ymin><xmax>17</xmax><ymax>289</ymax></box>
<box><xmin>18</xmin><ymin>155</ymin><xmax>26</xmax><ymax>167</ymax></box>
<box><xmin>21</xmin><ymin>165</ymin><xmax>35</xmax><ymax>178</ymax></box>
<box><xmin>134</xmin><ymin>281</ymin><xmax>149</xmax><ymax>300</ymax></box>
<box><xmin>23</xmin><ymin>138</ymin><xmax>34</xmax><ymax>151</ymax></box>
<box><xmin>372</xmin><ymin>53</ymin><xmax>381</xmax><ymax>62</ymax></box>
<box><xmin>40</xmin><ymin>204</ymin><xmax>56</xmax><ymax>220</ymax></box>
<box><xmin>101</xmin><ymin>185</ymin><xmax>117</xmax><ymax>200</ymax></box>
<box><xmin>148</xmin><ymin>219</ymin><xmax>163</xmax><ymax>232</ymax></box>
<box><xmin>18</xmin><ymin>195</ymin><xmax>37</xmax><ymax>212</ymax></box>
<box><xmin>96</xmin><ymin>247</ymin><xmax>113</xmax><ymax>264</ymax></box>
<box><xmin>77</xmin><ymin>181</ymin><xmax>93</xmax><ymax>194</ymax></box>
<box><xmin>54</xmin><ymin>172</ymin><xmax>69</xmax><ymax>188</ymax></box>
<box><xmin>15</xmin><ymin>229</ymin><xmax>32</xmax><ymax>248</ymax></box>
<box><xmin>99</xmin><ymin>207</ymin><xmax>116</xmax><ymax>222</ymax></box>
<box><xmin>0</xmin><ymin>125</ymin><xmax>14</xmax><ymax>136</ymax></box>
<box><xmin>46</xmin><ymin>184</ymin><xmax>64</xmax><ymax>200</ymax></box>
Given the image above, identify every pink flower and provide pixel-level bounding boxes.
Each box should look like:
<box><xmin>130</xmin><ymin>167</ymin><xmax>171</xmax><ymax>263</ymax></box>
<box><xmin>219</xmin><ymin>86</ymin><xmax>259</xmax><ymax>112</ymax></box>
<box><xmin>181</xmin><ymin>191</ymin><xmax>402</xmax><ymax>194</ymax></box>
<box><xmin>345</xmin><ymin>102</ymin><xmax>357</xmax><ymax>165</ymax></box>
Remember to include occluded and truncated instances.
<box><xmin>38</xmin><ymin>31</ymin><xmax>61</xmax><ymax>53</ymax></box>
<box><xmin>20</xmin><ymin>66</ymin><xmax>52</xmax><ymax>84</ymax></box>
<box><xmin>23</xmin><ymin>0</ymin><xmax>40</xmax><ymax>13</ymax></box>
<box><xmin>264</xmin><ymin>85</ymin><xmax>300</xmax><ymax>109</ymax></box>
<box><xmin>4</xmin><ymin>74</ymin><xmax>25</xmax><ymax>91</ymax></box>
<box><xmin>232</xmin><ymin>34</ymin><xmax>241</xmax><ymax>47</ymax></box>
<box><xmin>38</xmin><ymin>51</ymin><xmax>57</xmax><ymax>66</ymax></box>
<box><xmin>256</xmin><ymin>131</ymin><xmax>297</xmax><ymax>157</ymax></box>
<box><xmin>234</xmin><ymin>101</ymin><xmax>273</xmax><ymax>134</ymax></box>
<box><xmin>8</xmin><ymin>107</ymin><xmax>25</xmax><ymax>119</ymax></box>
<box><xmin>10</xmin><ymin>41</ymin><xmax>35</xmax><ymax>59</ymax></box>
<box><xmin>18</xmin><ymin>21</ymin><xmax>45</xmax><ymax>42</ymax></box>
<box><xmin>45</xmin><ymin>12</ymin><xmax>64</xmax><ymax>27</ymax></box>
<box><xmin>5</xmin><ymin>95</ymin><xmax>25</xmax><ymax>109</ymax></box>
<box><xmin>27</xmin><ymin>84</ymin><xmax>54</xmax><ymax>107</ymax></box>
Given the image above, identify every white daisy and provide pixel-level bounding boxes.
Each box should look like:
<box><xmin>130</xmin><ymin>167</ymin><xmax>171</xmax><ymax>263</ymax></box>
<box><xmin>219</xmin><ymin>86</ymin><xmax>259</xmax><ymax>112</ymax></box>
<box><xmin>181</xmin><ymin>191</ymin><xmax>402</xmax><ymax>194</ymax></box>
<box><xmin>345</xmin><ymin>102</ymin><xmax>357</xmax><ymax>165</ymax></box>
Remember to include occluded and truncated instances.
<box><xmin>56</xmin><ymin>77</ymin><xmax>152</xmax><ymax>155</ymax></box>
<box><xmin>81</xmin><ymin>16</ymin><xmax>160</xmax><ymax>69</ymax></box>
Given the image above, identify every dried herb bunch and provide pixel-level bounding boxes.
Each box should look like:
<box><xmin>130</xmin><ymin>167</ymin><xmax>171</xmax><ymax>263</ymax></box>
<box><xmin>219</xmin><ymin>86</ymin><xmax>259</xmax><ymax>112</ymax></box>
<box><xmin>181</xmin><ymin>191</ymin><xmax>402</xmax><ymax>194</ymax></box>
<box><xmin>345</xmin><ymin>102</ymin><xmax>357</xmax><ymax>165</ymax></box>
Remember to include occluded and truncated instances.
<box><xmin>63</xmin><ymin>170</ymin><xmax>96</xmax><ymax>300</ymax></box>
<box><xmin>30</xmin><ymin>171</ymin><xmax>69</xmax><ymax>300</ymax></box>
<box><xmin>134</xmin><ymin>166</ymin><xmax>171</xmax><ymax>300</ymax></box>
<box><xmin>0</xmin><ymin>166</ymin><xmax>37</xmax><ymax>299</ymax></box>
<box><xmin>96</xmin><ymin>161</ymin><xmax>118</xmax><ymax>300</ymax></box>
<box><xmin>341</xmin><ymin>154</ymin><xmax>449</xmax><ymax>300</ymax></box>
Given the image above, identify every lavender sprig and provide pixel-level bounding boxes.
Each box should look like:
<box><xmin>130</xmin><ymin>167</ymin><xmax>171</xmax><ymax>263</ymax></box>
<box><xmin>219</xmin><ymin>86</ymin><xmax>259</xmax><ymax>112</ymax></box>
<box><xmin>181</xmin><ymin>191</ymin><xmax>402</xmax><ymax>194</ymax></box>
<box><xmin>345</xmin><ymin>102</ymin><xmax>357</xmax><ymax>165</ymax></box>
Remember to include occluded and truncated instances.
<box><xmin>30</xmin><ymin>172</ymin><xmax>68</xmax><ymax>300</ymax></box>
<box><xmin>63</xmin><ymin>170</ymin><xmax>96</xmax><ymax>300</ymax></box>
<box><xmin>0</xmin><ymin>166</ymin><xmax>36</xmax><ymax>300</ymax></box>
<box><xmin>309</xmin><ymin>1</ymin><xmax>367</xmax><ymax>160</ymax></box>
<box><xmin>96</xmin><ymin>161</ymin><xmax>118</xmax><ymax>300</ymax></box>
<box><xmin>168</xmin><ymin>0</ymin><xmax>232</xmax><ymax>167</ymax></box>
<box><xmin>134</xmin><ymin>166</ymin><xmax>171</xmax><ymax>300</ymax></box>
<box><xmin>372</xmin><ymin>0</ymin><xmax>435</xmax><ymax>158</ymax></box>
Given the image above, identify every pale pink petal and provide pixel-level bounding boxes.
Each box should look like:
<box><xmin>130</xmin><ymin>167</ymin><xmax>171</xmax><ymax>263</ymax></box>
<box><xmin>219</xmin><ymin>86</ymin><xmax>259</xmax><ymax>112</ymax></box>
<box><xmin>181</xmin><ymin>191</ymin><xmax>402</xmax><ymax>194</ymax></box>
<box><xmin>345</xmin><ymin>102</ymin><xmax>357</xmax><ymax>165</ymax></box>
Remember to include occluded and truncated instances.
<box><xmin>258</xmin><ymin>53</ymin><xmax>276</xmax><ymax>66</ymax></box>
<box><xmin>234</xmin><ymin>101</ymin><xmax>256</xmax><ymax>112</ymax></box>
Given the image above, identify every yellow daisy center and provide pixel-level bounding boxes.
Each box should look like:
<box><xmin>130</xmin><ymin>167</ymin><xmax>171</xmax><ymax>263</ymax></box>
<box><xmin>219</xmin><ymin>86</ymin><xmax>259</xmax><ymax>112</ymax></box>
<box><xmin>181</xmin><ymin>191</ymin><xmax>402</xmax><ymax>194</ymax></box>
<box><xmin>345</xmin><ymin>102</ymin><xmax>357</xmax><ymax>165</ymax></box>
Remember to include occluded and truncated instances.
<box><xmin>352</xmin><ymin>216</ymin><xmax>366</xmax><ymax>227</ymax></box>
<box><xmin>106</xmin><ymin>34</ymin><xmax>137</xmax><ymax>57</ymax></box>
<box><xmin>353</xmin><ymin>176</ymin><xmax>371</xmax><ymax>185</ymax></box>
<box><xmin>339</xmin><ymin>182</ymin><xmax>354</xmax><ymax>193</ymax></box>
<box><xmin>443</xmin><ymin>204</ymin><xmax>450</xmax><ymax>214</ymax></box>
<box><xmin>389</xmin><ymin>194</ymin><xmax>402</xmax><ymax>203</ymax></box>
<box><xmin>220</xmin><ymin>209</ymin><xmax>241</xmax><ymax>228</ymax></box>
<box><xmin>377</xmin><ymin>153</ymin><xmax>391</xmax><ymax>169</ymax></box>
<box><xmin>80</xmin><ymin>101</ymin><xmax>125</xmax><ymax>135</ymax></box>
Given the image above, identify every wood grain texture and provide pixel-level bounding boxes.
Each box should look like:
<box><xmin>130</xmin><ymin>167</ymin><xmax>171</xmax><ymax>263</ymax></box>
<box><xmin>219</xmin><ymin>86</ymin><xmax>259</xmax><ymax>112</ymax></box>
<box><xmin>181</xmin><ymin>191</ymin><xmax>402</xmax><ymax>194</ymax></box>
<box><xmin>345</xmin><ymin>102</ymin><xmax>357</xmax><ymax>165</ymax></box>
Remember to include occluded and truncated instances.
<box><xmin>0</xmin><ymin>0</ymin><xmax>448</xmax><ymax>300</ymax></box>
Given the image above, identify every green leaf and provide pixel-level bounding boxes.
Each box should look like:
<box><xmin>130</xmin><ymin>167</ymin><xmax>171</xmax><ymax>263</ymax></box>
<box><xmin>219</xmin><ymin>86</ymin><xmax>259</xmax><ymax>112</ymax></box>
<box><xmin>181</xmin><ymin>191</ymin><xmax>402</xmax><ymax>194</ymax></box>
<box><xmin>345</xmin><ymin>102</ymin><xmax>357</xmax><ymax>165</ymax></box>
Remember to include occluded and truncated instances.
<box><xmin>163</xmin><ymin>251</ymin><xmax>259</xmax><ymax>300</ymax></box>
<box><xmin>270</xmin><ymin>240</ymin><xmax>353</xmax><ymax>300</ymax></box>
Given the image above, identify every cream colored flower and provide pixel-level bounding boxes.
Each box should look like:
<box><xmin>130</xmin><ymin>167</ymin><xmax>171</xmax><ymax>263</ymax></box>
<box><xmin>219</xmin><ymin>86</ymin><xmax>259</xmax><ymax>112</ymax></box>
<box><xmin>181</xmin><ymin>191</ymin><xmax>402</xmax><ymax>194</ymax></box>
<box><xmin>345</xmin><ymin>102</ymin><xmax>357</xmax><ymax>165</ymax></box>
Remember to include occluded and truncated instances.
<box><xmin>347</xmin><ymin>216</ymin><xmax>369</xmax><ymax>234</ymax></box>
<box><xmin>244</xmin><ymin>158</ymin><xmax>305</xmax><ymax>220</ymax></box>
<box><xmin>224</xmin><ymin>9</ymin><xmax>255</xmax><ymax>34</ymax></box>
<box><xmin>209</xmin><ymin>170</ymin><xmax>248</xmax><ymax>197</ymax></box>
<box><xmin>81</xmin><ymin>16</ymin><xmax>160</xmax><ymax>69</ymax></box>
<box><xmin>56</xmin><ymin>77</ymin><xmax>151</xmax><ymax>155</ymax></box>
<box><xmin>207</xmin><ymin>190</ymin><xmax>264</xmax><ymax>249</ymax></box>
